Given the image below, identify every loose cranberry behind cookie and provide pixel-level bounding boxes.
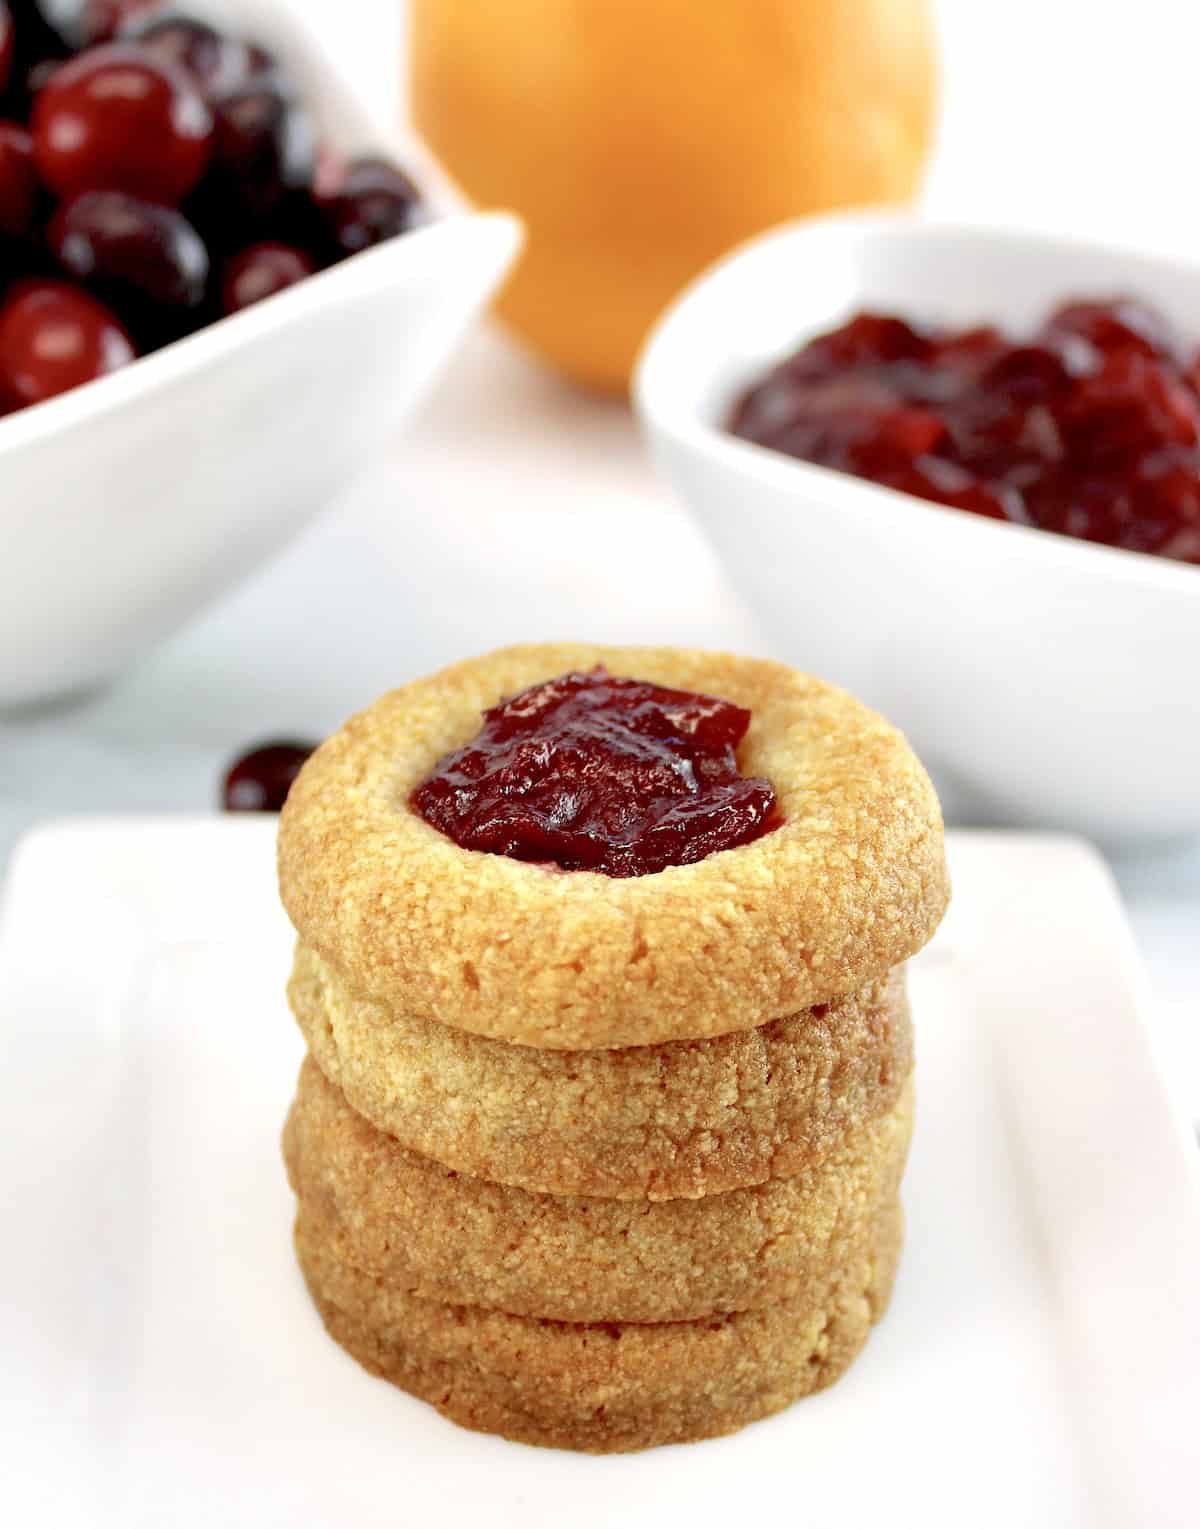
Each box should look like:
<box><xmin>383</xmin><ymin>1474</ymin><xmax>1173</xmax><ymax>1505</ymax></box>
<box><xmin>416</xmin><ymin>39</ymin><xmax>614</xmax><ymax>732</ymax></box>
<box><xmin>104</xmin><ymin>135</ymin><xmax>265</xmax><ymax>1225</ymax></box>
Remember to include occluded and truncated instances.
<box><xmin>222</xmin><ymin>740</ymin><xmax>316</xmax><ymax>812</ymax></box>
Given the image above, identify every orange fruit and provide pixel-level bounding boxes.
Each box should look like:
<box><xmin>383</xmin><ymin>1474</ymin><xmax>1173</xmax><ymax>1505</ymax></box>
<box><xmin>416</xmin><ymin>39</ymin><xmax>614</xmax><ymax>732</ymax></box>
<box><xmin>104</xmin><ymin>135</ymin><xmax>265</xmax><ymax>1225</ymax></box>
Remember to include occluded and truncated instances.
<box><xmin>410</xmin><ymin>0</ymin><xmax>939</xmax><ymax>393</ymax></box>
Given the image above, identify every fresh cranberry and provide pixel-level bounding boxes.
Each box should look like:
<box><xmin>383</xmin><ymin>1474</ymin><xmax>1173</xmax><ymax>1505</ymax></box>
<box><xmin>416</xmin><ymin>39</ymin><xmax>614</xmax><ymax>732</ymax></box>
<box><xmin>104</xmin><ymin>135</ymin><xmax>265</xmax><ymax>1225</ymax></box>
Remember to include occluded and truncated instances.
<box><xmin>222</xmin><ymin>739</ymin><xmax>315</xmax><ymax>812</ymax></box>
<box><xmin>49</xmin><ymin>189</ymin><xmax>209</xmax><ymax>342</ymax></box>
<box><xmin>0</xmin><ymin>122</ymin><xmax>37</xmax><ymax>238</ymax></box>
<box><xmin>0</xmin><ymin>277</ymin><xmax>134</xmax><ymax>407</ymax></box>
<box><xmin>0</xmin><ymin>7</ymin><xmax>427</xmax><ymax>409</ymax></box>
<box><xmin>117</xmin><ymin>10</ymin><xmax>252</xmax><ymax>97</ymax></box>
<box><xmin>203</xmin><ymin>73</ymin><xmax>313</xmax><ymax>222</ymax></box>
<box><xmin>320</xmin><ymin>156</ymin><xmax>422</xmax><ymax>258</ymax></box>
<box><xmin>0</xmin><ymin>2</ymin><xmax>13</xmax><ymax>94</ymax></box>
<box><xmin>221</xmin><ymin>240</ymin><xmax>313</xmax><ymax>313</ymax></box>
<box><xmin>411</xmin><ymin>669</ymin><xmax>779</xmax><ymax>877</ymax></box>
<box><xmin>32</xmin><ymin>43</ymin><xmax>213</xmax><ymax>204</ymax></box>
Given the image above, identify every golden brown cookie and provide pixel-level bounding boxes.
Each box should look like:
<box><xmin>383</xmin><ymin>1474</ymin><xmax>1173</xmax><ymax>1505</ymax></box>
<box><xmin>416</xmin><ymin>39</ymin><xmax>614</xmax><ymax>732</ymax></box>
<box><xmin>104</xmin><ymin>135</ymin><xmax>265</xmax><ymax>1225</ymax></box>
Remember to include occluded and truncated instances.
<box><xmin>294</xmin><ymin>1199</ymin><xmax>902</xmax><ymax>1453</ymax></box>
<box><xmin>278</xmin><ymin>644</ymin><xmax>948</xmax><ymax>1049</ymax></box>
<box><xmin>284</xmin><ymin>1055</ymin><xmax>913</xmax><ymax>1322</ymax></box>
<box><xmin>290</xmin><ymin>949</ymin><xmax>912</xmax><ymax>1200</ymax></box>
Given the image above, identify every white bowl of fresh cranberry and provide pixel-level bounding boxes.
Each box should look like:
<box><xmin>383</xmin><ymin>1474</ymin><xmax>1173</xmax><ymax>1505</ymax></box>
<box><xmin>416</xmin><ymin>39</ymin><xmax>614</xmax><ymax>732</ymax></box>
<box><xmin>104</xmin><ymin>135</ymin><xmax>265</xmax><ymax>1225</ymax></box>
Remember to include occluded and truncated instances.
<box><xmin>635</xmin><ymin>215</ymin><xmax>1200</xmax><ymax>843</ymax></box>
<box><xmin>0</xmin><ymin>0</ymin><xmax>520</xmax><ymax>707</ymax></box>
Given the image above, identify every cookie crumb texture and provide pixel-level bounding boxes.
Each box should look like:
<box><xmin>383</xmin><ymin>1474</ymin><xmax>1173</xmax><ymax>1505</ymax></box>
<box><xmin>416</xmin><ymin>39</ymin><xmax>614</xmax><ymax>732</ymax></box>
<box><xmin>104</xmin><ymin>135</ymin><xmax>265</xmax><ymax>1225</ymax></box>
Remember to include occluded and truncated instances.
<box><xmin>295</xmin><ymin>1200</ymin><xmax>903</xmax><ymax>1453</ymax></box>
<box><xmin>289</xmin><ymin>950</ymin><xmax>913</xmax><ymax>1201</ymax></box>
<box><xmin>277</xmin><ymin>644</ymin><xmax>948</xmax><ymax>1049</ymax></box>
<box><xmin>285</xmin><ymin>1056</ymin><xmax>913</xmax><ymax>1323</ymax></box>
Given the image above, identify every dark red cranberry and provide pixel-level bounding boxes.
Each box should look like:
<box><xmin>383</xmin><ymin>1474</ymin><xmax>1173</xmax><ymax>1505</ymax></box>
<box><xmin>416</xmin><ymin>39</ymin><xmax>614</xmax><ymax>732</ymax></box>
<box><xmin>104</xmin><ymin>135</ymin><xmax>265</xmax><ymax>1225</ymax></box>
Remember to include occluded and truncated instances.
<box><xmin>222</xmin><ymin>240</ymin><xmax>313</xmax><ymax>314</ymax></box>
<box><xmin>0</xmin><ymin>122</ymin><xmax>37</xmax><ymax>238</ymax></box>
<box><xmin>117</xmin><ymin>10</ymin><xmax>252</xmax><ymax>97</ymax></box>
<box><xmin>204</xmin><ymin>73</ymin><xmax>314</xmax><ymax>222</ymax></box>
<box><xmin>0</xmin><ymin>277</ymin><xmax>134</xmax><ymax>407</ymax></box>
<box><xmin>222</xmin><ymin>739</ymin><xmax>315</xmax><ymax>813</ymax></box>
<box><xmin>32</xmin><ymin>43</ymin><xmax>213</xmax><ymax>204</ymax></box>
<box><xmin>49</xmin><ymin>189</ymin><xmax>209</xmax><ymax>343</ymax></box>
<box><xmin>411</xmin><ymin>669</ymin><xmax>779</xmax><ymax>877</ymax></box>
<box><xmin>0</xmin><ymin>2</ymin><xmax>13</xmax><ymax>95</ymax></box>
<box><xmin>319</xmin><ymin>157</ymin><xmax>422</xmax><ymax>259</ymax></box>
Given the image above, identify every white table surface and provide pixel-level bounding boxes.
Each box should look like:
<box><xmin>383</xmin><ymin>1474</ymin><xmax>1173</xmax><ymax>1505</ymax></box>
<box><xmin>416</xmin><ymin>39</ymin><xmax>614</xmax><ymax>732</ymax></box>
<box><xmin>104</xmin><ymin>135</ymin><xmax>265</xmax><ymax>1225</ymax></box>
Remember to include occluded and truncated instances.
<box><xmin>0</xmin><ymin>0</ymin><xmax>1196</xmax><ymax>1127</ymax></box>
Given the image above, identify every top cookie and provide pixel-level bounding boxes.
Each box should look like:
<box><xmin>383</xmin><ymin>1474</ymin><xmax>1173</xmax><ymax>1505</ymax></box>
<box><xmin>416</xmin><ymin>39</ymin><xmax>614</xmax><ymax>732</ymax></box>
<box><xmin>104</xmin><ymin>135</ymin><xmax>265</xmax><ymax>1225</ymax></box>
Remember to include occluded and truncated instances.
<box><xmin>277</xmin><ymin>644</ymin><xmax>948</xmax><ymax>1048</ymax></box>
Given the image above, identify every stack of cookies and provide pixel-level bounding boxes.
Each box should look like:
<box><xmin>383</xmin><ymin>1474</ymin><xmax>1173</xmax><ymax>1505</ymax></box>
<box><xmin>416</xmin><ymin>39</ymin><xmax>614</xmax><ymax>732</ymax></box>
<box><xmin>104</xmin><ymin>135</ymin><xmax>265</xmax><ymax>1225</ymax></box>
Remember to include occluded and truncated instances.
<box><xmin>277</xmin><ymin>644</ymin><xmax>948</xmax><ymax>1453</ymax></box>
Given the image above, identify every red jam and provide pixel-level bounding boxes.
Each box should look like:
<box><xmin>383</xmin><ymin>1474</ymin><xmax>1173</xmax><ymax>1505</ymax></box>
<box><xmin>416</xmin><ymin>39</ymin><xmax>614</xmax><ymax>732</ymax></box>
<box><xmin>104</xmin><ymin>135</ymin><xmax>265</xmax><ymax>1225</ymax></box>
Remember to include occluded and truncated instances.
<box><xmin>729</xmin><ymin>297</ymin><xmax>1200</xmax><ymax>565</ymax></box>
<box><xmin>411</xmin><ymin>669</ymin><xmax>779</xmax><ymax>877</ymax></box>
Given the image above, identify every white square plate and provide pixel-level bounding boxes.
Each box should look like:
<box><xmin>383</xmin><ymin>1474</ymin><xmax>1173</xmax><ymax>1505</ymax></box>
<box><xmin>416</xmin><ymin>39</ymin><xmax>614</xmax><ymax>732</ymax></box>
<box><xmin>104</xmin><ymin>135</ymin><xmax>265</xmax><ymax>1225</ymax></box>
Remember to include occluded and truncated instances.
<box><xmin>1</xmin><ymin>820</ymin><xmax>1197</xmax><ymax>1528</ymax></box>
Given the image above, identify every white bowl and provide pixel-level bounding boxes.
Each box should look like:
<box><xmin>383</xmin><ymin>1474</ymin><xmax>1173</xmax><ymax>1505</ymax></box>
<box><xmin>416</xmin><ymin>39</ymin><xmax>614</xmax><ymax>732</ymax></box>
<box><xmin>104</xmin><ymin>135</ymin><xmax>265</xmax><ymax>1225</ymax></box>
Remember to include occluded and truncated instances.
<box><xmin>635</xmin><ymin>214</ymin><xmax>1200</xmax><ymax>844</ymax></box>
<box><xmin>1</xmin><ymin>0</ymin><xmax>520</xmax><ymax>709</ymax></box>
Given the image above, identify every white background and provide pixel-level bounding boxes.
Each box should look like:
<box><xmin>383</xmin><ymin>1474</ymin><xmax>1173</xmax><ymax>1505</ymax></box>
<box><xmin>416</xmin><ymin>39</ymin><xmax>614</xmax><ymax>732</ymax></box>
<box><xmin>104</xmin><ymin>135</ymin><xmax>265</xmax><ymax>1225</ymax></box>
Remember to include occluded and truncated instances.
<box><xmin>0</xmin><ymin>0</ymin><xmax>1197</xmax><ymax>1122</ymax></box>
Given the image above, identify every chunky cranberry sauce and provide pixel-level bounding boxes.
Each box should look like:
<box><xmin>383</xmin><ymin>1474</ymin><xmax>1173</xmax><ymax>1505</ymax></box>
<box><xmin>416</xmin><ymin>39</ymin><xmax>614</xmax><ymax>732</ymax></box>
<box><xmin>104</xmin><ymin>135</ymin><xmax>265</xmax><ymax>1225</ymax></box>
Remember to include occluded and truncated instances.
<box><xmin>410</xmin><ymin>669</ymin><xmax>780</xmax><ymax>877</ymax></box>
<box><xmin>729</xmin><ymin>297</ymin><xmax>1200</xmax><ymax>564</ymax></box>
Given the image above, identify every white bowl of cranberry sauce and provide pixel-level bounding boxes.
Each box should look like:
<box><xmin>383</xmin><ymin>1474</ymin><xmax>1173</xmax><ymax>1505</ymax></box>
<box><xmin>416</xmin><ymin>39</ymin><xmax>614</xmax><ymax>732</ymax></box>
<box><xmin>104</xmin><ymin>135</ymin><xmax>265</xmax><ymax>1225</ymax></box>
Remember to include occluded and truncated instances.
<box><xmin>635</xmin><ymin>215</ymin><xmax>1200</xmax><ymax>843</ymax></box>
<box><xmin>0</xmin><ymin>0</ymin><xmax>520</xmax><ymax>708</ymax></box>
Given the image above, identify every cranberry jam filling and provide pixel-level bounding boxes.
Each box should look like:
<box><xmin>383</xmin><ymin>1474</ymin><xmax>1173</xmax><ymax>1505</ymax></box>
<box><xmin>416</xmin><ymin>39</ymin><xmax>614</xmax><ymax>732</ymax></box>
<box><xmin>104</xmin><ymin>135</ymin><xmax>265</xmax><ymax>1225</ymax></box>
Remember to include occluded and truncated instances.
<box><xmin>410</xmin><ymin>668</ymin><xmax>780</xmax><ymax>877</ymax></box>
<box><xmin>728</xmin><ymin>296</ymin><xmax>1200</xmax><ymax>565</ymax></box>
